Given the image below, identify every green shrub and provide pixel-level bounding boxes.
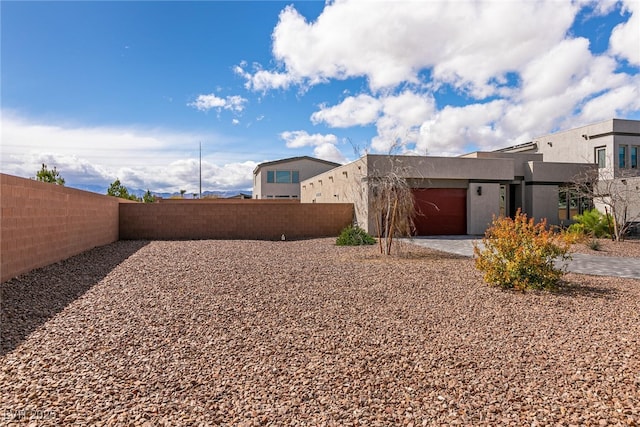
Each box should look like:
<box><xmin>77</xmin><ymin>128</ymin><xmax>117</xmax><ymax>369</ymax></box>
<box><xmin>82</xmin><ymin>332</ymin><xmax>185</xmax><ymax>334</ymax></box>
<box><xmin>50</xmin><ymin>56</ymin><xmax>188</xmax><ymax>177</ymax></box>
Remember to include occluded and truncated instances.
<box><xmin>336</xmin><ymin>225</ymin><xmax>376</xmax><ymax>246</ymax></box>
<box><xmin>567</xmin><ymin>209</ymin><xmax>611</xmax><ymax>238</ymax></box>
<box><xmin>474</xmin><ymin>210</ymin><xmax>570</xmax><ymax>291</ymax></box>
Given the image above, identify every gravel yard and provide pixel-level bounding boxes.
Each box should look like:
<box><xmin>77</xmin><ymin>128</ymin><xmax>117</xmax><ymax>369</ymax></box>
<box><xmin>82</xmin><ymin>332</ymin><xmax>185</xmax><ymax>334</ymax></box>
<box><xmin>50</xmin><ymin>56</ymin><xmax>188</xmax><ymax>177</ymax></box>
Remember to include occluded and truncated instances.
<box><xmin>570</xmin><ymin>238</ymin><xmax>640</xmax><ymax>258</ymax></box>
<box><xmin>1</xmin><ymin>239</ymin><xmax>639</xmax><ymax>426</ymax></box>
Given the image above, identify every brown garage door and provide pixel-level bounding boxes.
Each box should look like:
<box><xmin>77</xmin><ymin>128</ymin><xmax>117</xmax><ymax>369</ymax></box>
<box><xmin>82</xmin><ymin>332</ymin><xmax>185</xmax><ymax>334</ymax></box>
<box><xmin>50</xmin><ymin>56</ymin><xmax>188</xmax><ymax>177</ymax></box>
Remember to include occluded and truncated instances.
<box><xmin>412</xmin><ymin>188</ymin><xmax>467</xmax><ymax>235</ymax></box>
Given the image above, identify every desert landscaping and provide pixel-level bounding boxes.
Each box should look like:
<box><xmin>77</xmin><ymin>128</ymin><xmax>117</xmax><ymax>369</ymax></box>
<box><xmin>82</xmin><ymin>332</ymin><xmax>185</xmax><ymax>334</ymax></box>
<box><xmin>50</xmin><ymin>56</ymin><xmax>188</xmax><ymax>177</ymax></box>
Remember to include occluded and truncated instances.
<box><xmin>1</xmin><ymin>238</ymin><xmax>639</xmax><ymax>425</ymax></box>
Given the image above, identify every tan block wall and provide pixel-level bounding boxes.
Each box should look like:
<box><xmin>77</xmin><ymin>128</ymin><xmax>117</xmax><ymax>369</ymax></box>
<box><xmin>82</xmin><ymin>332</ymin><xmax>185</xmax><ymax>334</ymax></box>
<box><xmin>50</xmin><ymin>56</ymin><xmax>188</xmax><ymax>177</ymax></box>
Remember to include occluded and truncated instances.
<box><xmin>1</xmin><ymin>174</ymin><xmax>120</xmax><ymax>283</ymax></box>
<box><xmin>119</xmin><ymin>201</ymin><xmax>354</xmax><ymax>240</ymax></box>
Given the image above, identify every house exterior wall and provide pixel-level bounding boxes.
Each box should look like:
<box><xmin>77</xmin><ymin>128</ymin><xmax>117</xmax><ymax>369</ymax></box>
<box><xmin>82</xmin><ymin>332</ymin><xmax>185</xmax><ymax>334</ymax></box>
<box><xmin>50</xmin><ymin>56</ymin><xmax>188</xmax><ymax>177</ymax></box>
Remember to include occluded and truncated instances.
<box><xmin>253</xmin><ymin>157</ymin><xmax>340</xmax><ymax>199</ymax></box>
<box><xmin>468</xmin><ymin>182</ymin><xmax>501</xmax><ymax>235</ymax></box>
<box><xmin>531</xmin><ymin>119</ymin><xmax>640</xmax><ymax>179</ymax></box>
<box><xmin>1</xmin><ymin>174</ymin><xmax>120</xmax><ymax>283</ymax></box>
<box><xmin>526</xmin><ymin>185</ymin><xmax>561</xmax><ymax>227</ymax></box>
<box><xmin>301</xmin><ymin>153</ymin><xmax>594</xmax><ymax>236</ymax></box>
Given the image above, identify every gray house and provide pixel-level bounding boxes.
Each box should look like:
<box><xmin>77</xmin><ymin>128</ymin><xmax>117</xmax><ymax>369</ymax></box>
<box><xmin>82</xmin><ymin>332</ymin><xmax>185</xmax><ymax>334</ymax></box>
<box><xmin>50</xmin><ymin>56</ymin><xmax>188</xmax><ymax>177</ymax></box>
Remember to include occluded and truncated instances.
<box><xmin>300</xmin><ymin>152</ymin><xmax>594</xmax><ymax>236</ymax></box>
<box><xmin>253</xmin><ymin>156</ymin><xmax>341</xmax><ymax>199</ymax></box>
<box><xmin>497</xmin><ymin>118</ymin><xmax>640</xmax><ymax>225</ymax></box>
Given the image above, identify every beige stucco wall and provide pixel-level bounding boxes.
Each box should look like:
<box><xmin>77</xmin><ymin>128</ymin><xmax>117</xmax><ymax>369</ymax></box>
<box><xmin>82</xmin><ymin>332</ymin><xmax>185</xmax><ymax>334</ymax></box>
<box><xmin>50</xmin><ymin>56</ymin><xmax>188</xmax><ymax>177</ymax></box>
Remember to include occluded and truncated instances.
<box><xmin>366</xmin><ymin>155</ymin><xmax>515</xmax><ymax>181</ymax></box>
<box><xmin>525</xmin><ymin>161</ymin><xmax>597</xmax><ymax>183</ymax></box>
<box><xmin>526</xmin><ymin>185</ymin><xmax>561</xmax><ymax>227</ymax></box>
<box><xmin>302</xmin><ymin>155</ymin><xmax>518</xmax><ymax>235</ymax></box>
<box><xmin>254</xmin><ymin>158</ymin><xmax>339</xmax><ymax>199</ymax></box>
<box><xmin>532</xmin><ymin>119</ymin><xmax>640</xmax><ymax>179</ymax></box>
<box><xmin>467</xmin><ymin>182</ymin><xmax>501</xmax><ymax>235</ymax></box>
<box><xmin>300</xmin><ymin>160</ymin><xmax>370</xmax><ymax>228</ymax></box>
<box><xmin>302</xmin><ymin>152</ymin><xmax>603</xmax><ymax>235</ymax></box>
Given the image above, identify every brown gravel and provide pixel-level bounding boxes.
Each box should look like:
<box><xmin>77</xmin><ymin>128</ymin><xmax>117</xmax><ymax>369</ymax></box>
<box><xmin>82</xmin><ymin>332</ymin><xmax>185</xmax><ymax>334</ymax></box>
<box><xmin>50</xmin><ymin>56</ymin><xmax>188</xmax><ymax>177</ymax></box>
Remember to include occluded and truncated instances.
<box><xmin>570</xmin><ymin>238</ymin><xmax>640</xmax><ymax>258</ymax></box>
<box><xmin>1</xmin><ymin>239</ymin><xmax>639</xmax><ymax>426</ymax></box>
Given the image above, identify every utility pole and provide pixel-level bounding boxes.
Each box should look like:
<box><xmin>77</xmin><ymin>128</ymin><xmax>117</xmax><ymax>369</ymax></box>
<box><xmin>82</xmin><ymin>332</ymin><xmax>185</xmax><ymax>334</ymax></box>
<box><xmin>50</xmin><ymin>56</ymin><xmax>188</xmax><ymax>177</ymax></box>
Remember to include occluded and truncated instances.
<box><xmin>199</xmin><ymin>142</ymin><xmax>202</xmax><ymax>199</ymax></box>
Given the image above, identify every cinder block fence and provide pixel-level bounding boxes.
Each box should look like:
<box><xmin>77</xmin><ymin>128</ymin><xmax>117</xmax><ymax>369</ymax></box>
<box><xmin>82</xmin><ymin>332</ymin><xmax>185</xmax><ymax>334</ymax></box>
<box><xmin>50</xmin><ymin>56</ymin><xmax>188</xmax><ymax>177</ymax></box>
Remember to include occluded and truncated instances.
<box><xmin>1</xmin><ymin>174</ymin><xmax>353</xmax><ymax>283</ymax></box>
<box><xmin>119</xmin><ymin>200</ymin><xmax>353</xmax><ymax>241</ymax></box>
<box><xmin>1</xmin><ymin>174</ymin><xmax>120</xmax><ymax>283</ymax></box>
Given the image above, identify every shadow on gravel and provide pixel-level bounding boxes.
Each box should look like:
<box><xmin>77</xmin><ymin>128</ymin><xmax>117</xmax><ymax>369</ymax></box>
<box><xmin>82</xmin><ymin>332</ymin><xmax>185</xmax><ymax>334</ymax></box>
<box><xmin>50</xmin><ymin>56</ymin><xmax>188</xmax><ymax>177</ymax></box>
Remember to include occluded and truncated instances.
<box><xmin>555</xmin><ymin>283</ymin><xmax>620</xmax><ymax>300</ymax></box>
<box><xmin>0</xmin><ymin>240</ymin><xmax>149</xmax><ymax>356</ymax></box>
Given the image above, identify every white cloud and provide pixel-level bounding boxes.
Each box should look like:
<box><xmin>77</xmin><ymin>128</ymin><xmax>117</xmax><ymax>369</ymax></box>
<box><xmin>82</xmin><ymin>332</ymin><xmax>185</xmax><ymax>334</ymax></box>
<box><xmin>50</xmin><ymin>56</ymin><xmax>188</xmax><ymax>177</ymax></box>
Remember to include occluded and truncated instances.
<box><xmin>244</xmin><ymin>1</ymin><xmax>577</xmax><ymax>96</ymax></box>
<box><xmin>0</xmin><ymin>113</ymin><xmax>257</xmax><ymax>193</ymax></box>
<box><xmin>189</xmin><ymin>93</ymin><xmax>247</xmax><ymax>112</ymax></box>
<box><xmin>278</xmin><ymin>130</ymin><xmax>347</xmax><ymax>163</ymax></box>
<box><xmin>312</xmin><ymin>143</ymin><xmax>347</xmax><ymax>164</ymax></box>
<box><xmin>311</xmin><ymin>94</ymin><xmax>381</xmax><ymax>127</ymax></box>
<box><xmin>279</xmin><ymin>130</ymin><xmax>338</xmax><ymax>148</ymax></box>
<box><xmin>575</xmin><ymin>76</ymin><xmax>640</xmax><ymax>124</ymax></box>
<box><xmin>417</xmin><ymin>100</ymin><xmax>508</xmax><ymax>155</ymax></box>
<box><xmin>609</xmin><ymin>0</ymin><xmax>640</xmax><ymax>66</ymax></box>
<box><xmin>371</xmin><ymin>91</ymin><xmax>436</xmax><ymax>152</ymax></box>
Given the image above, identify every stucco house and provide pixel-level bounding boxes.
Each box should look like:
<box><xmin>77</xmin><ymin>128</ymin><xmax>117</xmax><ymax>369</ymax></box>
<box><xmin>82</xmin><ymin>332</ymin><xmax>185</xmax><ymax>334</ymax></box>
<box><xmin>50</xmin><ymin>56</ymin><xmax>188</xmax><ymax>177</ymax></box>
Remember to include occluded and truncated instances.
<box><xmin>497</xmin><ymin>118</ymin><xmax>640</xmax><ymax>224</ymax></box>
<box><xmin>300</xmin><ymin>153</ymin><xmax>594</xmax><ymax>236</ymax></box>
<box><xmin>253</xmin><ymin>156</ymin><xmax>341</xmax><ymax>199</ymax></box>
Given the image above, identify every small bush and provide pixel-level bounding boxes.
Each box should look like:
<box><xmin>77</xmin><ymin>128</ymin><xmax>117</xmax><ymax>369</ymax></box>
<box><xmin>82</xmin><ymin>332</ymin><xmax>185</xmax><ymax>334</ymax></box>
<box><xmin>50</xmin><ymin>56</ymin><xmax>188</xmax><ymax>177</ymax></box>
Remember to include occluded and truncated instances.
<box><xmin>336</xmin><ymin>225</ymin><xmax>376</xmax><ymax>246</ymax></box>
<box><xmin>561</xmin><ymin>226</ymin><xmax>587</xmax><ymax>244</ymax></box>
<box><xmin>567</xmin><ymin>209</ymin><xmax>611</xmax><ymax>238</ymax></box>
<box><xmin>474</xmin><ymin>210</ymin><xmax>570</xmax><ymax>291</ymax></box>
<box><xmin>587</xmin><ymin>238</ymin><xmax>601</xmax><ymax>251</ymax></box>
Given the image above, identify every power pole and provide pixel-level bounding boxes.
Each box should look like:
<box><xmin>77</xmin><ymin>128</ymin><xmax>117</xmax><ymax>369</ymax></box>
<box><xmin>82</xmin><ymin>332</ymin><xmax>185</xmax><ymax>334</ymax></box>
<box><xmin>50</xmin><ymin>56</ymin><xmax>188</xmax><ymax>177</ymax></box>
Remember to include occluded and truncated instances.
<box><xmin>199</xmin><ymin>142</ymin><xmax>202</xmax><ymax>199</ymax></box>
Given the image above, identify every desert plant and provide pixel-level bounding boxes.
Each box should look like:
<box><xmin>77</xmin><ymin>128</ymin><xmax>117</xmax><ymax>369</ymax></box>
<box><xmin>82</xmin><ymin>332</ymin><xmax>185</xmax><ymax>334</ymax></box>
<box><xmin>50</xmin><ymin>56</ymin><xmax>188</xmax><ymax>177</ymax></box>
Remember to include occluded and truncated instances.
<box><xmin>567</xmin><ymin>208</ymin><xmax>611</xmax><ymax>238</ymax></box>
<box><xmin>474</xmin><ymin>210</ymin><xmax>571</xmax><ymax>291</ymax></box>
<box><xmin>336</xmin><ymin>225</ymin><xmax>376</xmax><ymax>246</ymax></box>
<box><xmin>587</xmin><ymin>238</ymin><xmax>602</xmax><ymax>251</ymax></box>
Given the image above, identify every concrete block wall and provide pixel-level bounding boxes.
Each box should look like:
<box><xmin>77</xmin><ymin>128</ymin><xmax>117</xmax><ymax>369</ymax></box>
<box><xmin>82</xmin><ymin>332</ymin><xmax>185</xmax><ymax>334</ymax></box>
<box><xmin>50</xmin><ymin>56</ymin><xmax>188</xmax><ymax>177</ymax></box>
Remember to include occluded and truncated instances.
<box><xmin>1</xmin><ymin>174</ymin><xmax>120</xmax><ymax>283</ymax></box>
<box><xmin>119</xmin><ymin>201</ymin><xmax>354</xmax><ymax>240</ymax></box>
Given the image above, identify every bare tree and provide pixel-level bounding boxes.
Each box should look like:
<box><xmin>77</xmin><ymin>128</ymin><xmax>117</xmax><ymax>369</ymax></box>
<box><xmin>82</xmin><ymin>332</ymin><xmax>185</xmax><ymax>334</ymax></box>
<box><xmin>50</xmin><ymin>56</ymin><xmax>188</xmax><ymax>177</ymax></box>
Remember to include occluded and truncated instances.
<box><xmin>570</xmin><ymin>167</ymin><xmax>640</xmax><ymax>241</ymax></box>
<box><xmin>368</xmin><ymin>164</ymin><xmax>417</xmax><ymax>255</ymax></box>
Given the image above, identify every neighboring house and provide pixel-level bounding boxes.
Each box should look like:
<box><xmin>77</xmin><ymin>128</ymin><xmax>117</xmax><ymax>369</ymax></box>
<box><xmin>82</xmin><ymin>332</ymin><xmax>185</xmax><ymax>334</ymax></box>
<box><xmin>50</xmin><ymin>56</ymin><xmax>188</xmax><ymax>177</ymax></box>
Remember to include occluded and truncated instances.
<box><xmin>226</xmin><ymin>193</ymin><xmax>252</xmax><ymax>199</ymax></box>
<box><xmin>497</xmin><ymin>118</ymin><xmax>640</xmax><ymax>227</ymax></box>
<box><xmin>253</xmin><ymin>156</ymin><xmax>340</xmax><ymax>199</ymax></box>
<box><xmin>300</xmin><ymin>153</ymin><xmax>594</xmax><ymax>236</ymax></box>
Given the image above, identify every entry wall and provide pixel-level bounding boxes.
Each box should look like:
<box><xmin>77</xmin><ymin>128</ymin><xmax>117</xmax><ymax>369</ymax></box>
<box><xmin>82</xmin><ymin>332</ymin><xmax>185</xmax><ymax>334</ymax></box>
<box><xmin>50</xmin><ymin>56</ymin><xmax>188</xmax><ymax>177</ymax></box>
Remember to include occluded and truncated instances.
<box><xmin>468</xmin><ymin>183</ymin><xmax>501</xmax><ymax>235</ymax></box>
<box><xmin>1</xmin><ymin>174</ymin><xmax>120</xmax><ymax>283</ymax></box>
<box><xmin>119</xmin><ymin>201</ymin><xmax>353</xmax><ymax>240</ymax></box>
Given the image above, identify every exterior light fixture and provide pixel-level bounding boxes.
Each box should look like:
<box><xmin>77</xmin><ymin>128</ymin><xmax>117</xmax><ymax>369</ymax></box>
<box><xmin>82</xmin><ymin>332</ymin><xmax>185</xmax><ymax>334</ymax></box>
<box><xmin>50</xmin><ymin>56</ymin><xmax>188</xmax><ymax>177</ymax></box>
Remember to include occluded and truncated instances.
<box><xmin>477</xmin><ymin>186</ymin><xmax>482</xmax><ymax>196</ymax></box>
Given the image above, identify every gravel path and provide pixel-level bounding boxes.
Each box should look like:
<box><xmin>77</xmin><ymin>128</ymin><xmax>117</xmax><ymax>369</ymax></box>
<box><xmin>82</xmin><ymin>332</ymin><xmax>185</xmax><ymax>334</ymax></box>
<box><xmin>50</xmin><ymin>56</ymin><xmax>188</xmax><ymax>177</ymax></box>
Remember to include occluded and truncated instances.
<box><xmin>1</xmin><ymin>239</ymin><xmax>639</xmax><ymax>425</ymax></box>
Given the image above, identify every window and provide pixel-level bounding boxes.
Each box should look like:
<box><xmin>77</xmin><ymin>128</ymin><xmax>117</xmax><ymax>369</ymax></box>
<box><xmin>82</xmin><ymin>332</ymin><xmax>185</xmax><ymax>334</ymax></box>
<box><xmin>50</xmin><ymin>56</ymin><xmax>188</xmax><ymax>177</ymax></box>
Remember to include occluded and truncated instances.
<box><xmin>596</xmin><ymin>147</ymin><xmax>606</xmax><ymax>168</ymax></box>
<box><xmin>275</xmin><ymin>170</ymin><xmax>290</xmax><ymax>183</ymax></box>
<box><xmin>266</xmin><ymin>170</ymin><xmax>300</xmax><ymax>183</ymax></box>
<box><xmin>632</xmin><ymin>146</ymin><xmax>638</xmax><ymax>169</ymax></box>
<box><xmin>558</xmin><ymin>186</ymin><xmax>592</xmax><ymax>221</ymax></box>
<box><xmin>619</xmin><ymin>145</ymin><xmax>627</xmax><ymax>168</ymax></box>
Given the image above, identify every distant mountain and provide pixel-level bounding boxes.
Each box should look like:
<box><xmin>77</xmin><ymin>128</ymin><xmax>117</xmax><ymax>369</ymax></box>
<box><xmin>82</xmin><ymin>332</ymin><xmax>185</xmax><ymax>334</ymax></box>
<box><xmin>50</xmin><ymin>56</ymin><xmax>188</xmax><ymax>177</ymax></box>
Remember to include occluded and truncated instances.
<box><xmin>69</xmin><ymin>185</ymin><xmax>251</xmax><ymax>199</ymax></box>
<box><xmin>132</xmin><ymin>189</ymin><xmax>252</xmax><ymax>199</ymax></box>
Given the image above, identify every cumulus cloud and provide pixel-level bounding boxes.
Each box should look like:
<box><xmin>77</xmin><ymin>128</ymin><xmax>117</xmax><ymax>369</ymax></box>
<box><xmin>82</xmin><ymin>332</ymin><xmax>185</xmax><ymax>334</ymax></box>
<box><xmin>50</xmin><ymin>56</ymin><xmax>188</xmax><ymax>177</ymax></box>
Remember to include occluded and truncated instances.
<box><xmin>1</xmin><ymin>113</ymin><xmax>257</xmax><ymax>193</ymax></box>
<box><xmin>244</xmin><ymin>1</ymin><xmax>577</xmax><ymax>96</ymax></box>
<box><xmin>279</xmin><ymin>130</ymin><xmax>338</xmax><ymax>148</ymax></box>
<box><xmin>189</xmin><ymin>93</ymin><xmax>247</xmax><ymax>112</ymax></box>
<box><xmin>418</xmin><ymin>100</ymin><xmax>508</xmax><ymax>155</ymax></box>
<box><xmin>609</xmin><ymin>0</ymin><xmax>640</xmax><ymax>66</ymax></box>
<box><xmin>244</xmin><ymin>0</ymin><xmax>639</xmax><ymax>157</ymax></box>
<box><xmin>278</xmin><ymin>130</ymin><xmax>346</xmax><ymax>163</ymax></box>
<box><xmin>311</xmin><ymin>94</ymin><xmax>381</xmax><ymax>128</ymax></box>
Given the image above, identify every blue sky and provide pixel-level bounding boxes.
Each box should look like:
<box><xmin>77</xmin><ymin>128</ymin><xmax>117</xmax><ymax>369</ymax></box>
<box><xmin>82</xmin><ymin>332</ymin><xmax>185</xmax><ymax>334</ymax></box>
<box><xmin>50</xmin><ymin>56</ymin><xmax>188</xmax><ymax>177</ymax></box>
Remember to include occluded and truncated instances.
<box><xmin>2</xmin><ymin>0</ymin><xmax>639</xmax><ymax>194</ymax></box>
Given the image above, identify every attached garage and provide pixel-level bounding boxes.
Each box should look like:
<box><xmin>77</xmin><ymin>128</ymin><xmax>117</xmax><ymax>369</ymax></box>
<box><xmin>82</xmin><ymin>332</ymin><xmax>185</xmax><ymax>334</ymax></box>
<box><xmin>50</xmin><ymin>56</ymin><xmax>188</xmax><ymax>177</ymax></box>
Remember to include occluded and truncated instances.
<box><xmin>412</xmin><ymin>188</ymin><xmax>467</xmax><ymax>235</ymax></box>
